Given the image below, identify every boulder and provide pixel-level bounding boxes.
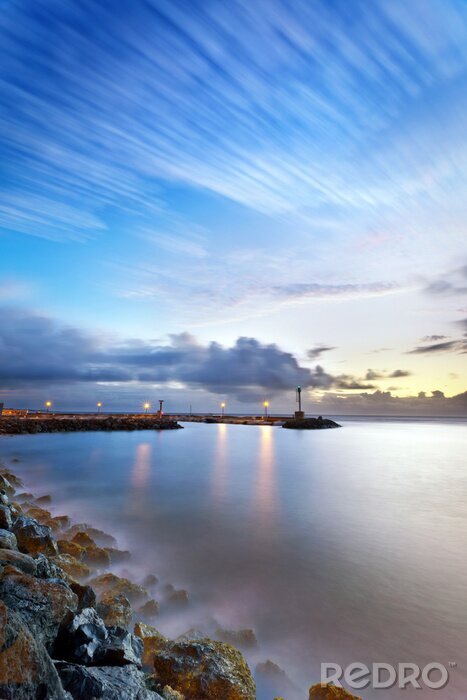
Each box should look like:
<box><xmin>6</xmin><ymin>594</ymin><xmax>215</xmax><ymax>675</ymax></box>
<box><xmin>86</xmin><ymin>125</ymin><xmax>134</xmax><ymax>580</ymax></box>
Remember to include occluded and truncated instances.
<box><xmin>0</xmin><ymin>566</ymin><xmax>78</xmax><ymax>648</ymax></box>
<box><xmin>0</xmin><ymin>600</ymin><xmax>69</xmax><ymax>700</ymax></box>
<box><xmin>0</xmin><ymin>470</ymin><xmax>23</xmax><ymax>489</ymax></box>
<box><xmin>216</xmin><ymin>627</ymin><xmax>257</xmax><ymax>649</ymax></box>
<box><xmin>35</xmin><ymin>553</ymin><xmax>67</xmax><ymax>580</ymax></box>
<box><xmin>71</xmin><ymin>530</ymin><xmax>96</xmax><ymax>548</ymax></box>
<box><xmin>56</xmin><ymin>606</ymin><xmax>108</xmax><ymax>664</ymax></box>
<box><xmin>12</xmin><ymin>515</ymin><xmax>58</xmax><ymax>557</ymax></box>
<box><xmin>0</xmin><ymin>489</ymin><xmax>9</xmax><ymax>505</ymax></box>
<box><xmin>162</xmin><ymin>687</ymin><xmax>184</xmax><ymax>700</ymax></box>
<box><xmin>309</xmin><ymin>685</ymin><xmax>361</xmax><ymax>700</ymax></box>
<box><xmin>137</xmin><ymin>598</ymin><xmax>160</xmax><ymax>620</ymax></box>
<box><xmin>97</xmin><ymin>591</ymin><xmax>133</xmax><ymax>628</ymax></box>
<box><xmin>63</xmin><ymin>524</ymin><xmax>117</xmax><ymax>548</ymax></box>
<box><xmin>143</xmin><ymin>574</ymin><xmax>159</xmax><ymax>588</ymax></box>
<box><xmin>58</xmin><ymin>539</ymin><xmax>86</xmax><ymax>560</ymax></box>
<box><xmin>0</xmin><ymin>529</ymin><xmax>17</xmax><ymax>550</ymax></box>
<box><xmin>96</xmin><ymin>626</ymin><xmax>144</xmax><ymax>667</ymax></box>
<box><xmin>152</xmin><ymin>638</ymin><xmax>256</xmax><ymax>700</ymax></box>
<box><xmin>106</xmin><ymin>547</ymin><xmax>131</xmax><ymax>564</ymax></box>
<box><xmin>0</xmin><ymin>474</ymin><xmax>15</xmax><ymax>496</ymax></box>
<box><xmin>35</xmin><ymin>494</ymin><xmax>52</xmax><ymax>506</ymax></box>
<box><xmin>69</xmin><ymin>581</ymin><xmax>97</xmax><ymax>611</ymax></box>
<box><xmin>51</xmin><ymin>553</ymin><xmax>91</xmax><ymax>581</ymax></box>
<box><xmin>134</xmin><ymin>622</ymin><xmax>168</xmax><ymax>670</ymax></box>
<box><xmin>90</xmin><ymin>573</ymin><xmax>148</xmax><ymax>604</ymax></box>
<box><xmin>26</xmin><ymin>506</ymin><xmax>52</xmax><ymax>523</ymax></box>
<box><xmin>0</xmin><ymin>504</ymin><xmax>12</xmax><ymax>529</ymax></box>
<box><xmin>254</xmin><ymin>660</ymin><xmax>299</xmax><ymax>699</ymax></box>
<box><xmin>56</xmin><ymin>661</ymin><xmax>163</xmax><ymax>699</ymax></box>
<box><xmin>83</xmin><ymin>544</ymin><xmax>111</xmax><ymax>568</ymax></box>
<box><xmin>0</xmin><ymin>548</ymin><xmax>37</xmax><ymax>575</ymax></box>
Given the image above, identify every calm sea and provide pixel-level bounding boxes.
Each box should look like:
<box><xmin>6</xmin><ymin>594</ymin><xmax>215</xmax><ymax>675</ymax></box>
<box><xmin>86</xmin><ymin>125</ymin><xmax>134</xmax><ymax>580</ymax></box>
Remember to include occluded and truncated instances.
<box><xmin>1</xmin><ymin>418</ymin><xmax>466</xmax><ymax>699</ymax></box>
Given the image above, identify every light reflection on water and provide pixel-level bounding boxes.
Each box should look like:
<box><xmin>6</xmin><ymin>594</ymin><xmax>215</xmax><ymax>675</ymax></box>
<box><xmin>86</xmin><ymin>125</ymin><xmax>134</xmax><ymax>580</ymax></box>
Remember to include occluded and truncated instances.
<box><xmin>1</xmin><ymin>419</ymin><xmax>467</xmax><ymax>699</ymax></box>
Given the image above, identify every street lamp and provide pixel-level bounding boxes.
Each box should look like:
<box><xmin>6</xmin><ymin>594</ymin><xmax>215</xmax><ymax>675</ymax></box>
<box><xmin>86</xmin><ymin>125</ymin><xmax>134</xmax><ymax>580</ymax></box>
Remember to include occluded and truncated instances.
<box><xmin>45</xmin><ymin>401</ymin><xmax>52</xmax><ymax>413</ymax></box>
<box><xmin>97</xmin><ymin>402</ymin><xmax>102</xmax><ymax>414</ymax></box>
<box><xmin>144</xmin><ymin>402</ymin><xmax>150</xmax><ymax>414</ymax></box>
<box><xmin>263</xmin><ymin>400</ymin><xmax>269</xmax><ymax>419</ymax></box>
<box><xmin>221</xmin><ymin>402</ymin><xmax>225</xmax><ymax>417</ymax></box>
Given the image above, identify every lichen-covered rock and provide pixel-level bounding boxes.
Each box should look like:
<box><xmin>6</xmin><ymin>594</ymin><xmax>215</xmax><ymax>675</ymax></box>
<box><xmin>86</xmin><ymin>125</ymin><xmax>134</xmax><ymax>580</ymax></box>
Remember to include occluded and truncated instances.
<box><xmin>216</xmin><ymin>627</ymin><xmax>257</xmax><ymax>649</ymax></box>
<box><xmin>309</xmin><ymin>684</ymin><xmax>361</xmax><ymax>700</ymax></box>
<box><xmin>0</xmin><ymin>489</ymin><xmax>9</xmax><ymax>505</ymax></box>
<box><xmin>137</xmin><ymin>598</ymin><xmax>159</xmax><ymax>621</ymax></box>
<box><xmin>105</xmin><ymin>546</ymin><xmax>131</xmax><ymax>564</ymax></box>
<box><xmin>12</xmin><ymin>515</ymin><xmax>58</xmax><ymax>557</ymax></box>
<box><xmin>0</xmin><ymin>529</ymin><xmax>18</xmax><ymax>551</ymax></box>
<box><xmin>51</xmin><ymin>553</ymin><xmax>91</xmax><ymax>581</ymax></box>
<box><xmin>0</xmin><ymin>470</ymin><xmax>23</xmax><ymax>489</ymax></box>
<box><xmin>0</xmin><ymin>504</ymin><xmax>12</xmax><ymax>529</ymax></box>
<box><xmin>0</xmin><ymin>566</ymin><xmax>78</xmax><ymax>648</ymax></box>
<box><xmin>56</xmin><ymin>661</ymin><xmax>163</xmax><ymax>699</ymax></box>
<box><xmin>35</xmin><ymin>552</ymin><xmax>67</xmax><ymax>580</ymax></box>
<box><xmin>0</xmin><ymin>601</ymin><xmax>69</xmax><ymax>700</ymax></box>
<box><xmin>0</xmin><ymin>548</ymin><xmax>37</xmax><ymax>575</ymax></box>
<box><xmin>162</xmin><ymin>686</ymin><xmax>184</xmax><ymax>700</ymax></box>
<box><xmin>165</xmin><ymin>586</ymin><xmax>188</xmax><ymax>606</ymax></box>
<box><xmin>58</xmin><ymin>539</ymin><xmax>86</xmax><ymax>560</ymax></box>
<box><xmin>71</xmin><ymin>530</ymin><xmax>96</xmax><ymax>548</ymax></box>
<box><xmin>63</xmin><ymin>524</ymin><xmax>117</xmax><ymax>548</ymax></box>
<box><xmin>0</xmin><ymin>474</ymin><xmax>15</xmax><ymax>496</ymax></box>
<box><xmin>83</xmin><ymin>544</ymin><xmax>111</xmax><ymax>568</ymax></box>
<box><xmin>152</xmin><ymin>638</ymin><xmax>256</xmax><ymax>700</ymax></box>
<box><xmin>26</xmin><ymin>506</ymin><xmax>52</xmax><ymax>523</ymax></box>
<box><xmin>134</xmin><ymin>622</ymin><xmax>168</xmax><ymax>670</ymax></box>
<box><xmin>90</xmin><ymin>573</ymin><xmax>148</xmax><ymax>604</ymax></box>
<box><xmin>97</xmin><ymin>591</ymin><xmax>133</xmax><ymax>628</ymax></box>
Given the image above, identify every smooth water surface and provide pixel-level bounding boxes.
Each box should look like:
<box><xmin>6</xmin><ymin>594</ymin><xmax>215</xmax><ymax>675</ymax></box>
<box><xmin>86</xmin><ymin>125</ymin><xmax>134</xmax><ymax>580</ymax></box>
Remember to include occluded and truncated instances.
<box><xmin>1</xmin><ymin>419</ymin><xmax>466</xmax><ymax>698</ymax></box>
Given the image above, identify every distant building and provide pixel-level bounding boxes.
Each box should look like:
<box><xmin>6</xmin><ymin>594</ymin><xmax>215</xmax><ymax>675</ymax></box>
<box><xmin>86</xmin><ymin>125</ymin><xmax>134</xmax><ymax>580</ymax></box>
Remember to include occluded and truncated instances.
<box><xmin>1</xmin><ymin>407</ymin><xmax>29</xmax><ymax>416</ymax></box>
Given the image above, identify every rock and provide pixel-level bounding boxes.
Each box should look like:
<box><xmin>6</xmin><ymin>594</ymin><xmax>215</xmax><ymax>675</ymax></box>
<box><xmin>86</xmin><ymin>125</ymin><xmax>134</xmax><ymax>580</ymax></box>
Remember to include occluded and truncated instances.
<box><xmin>0</xmin><ymin>489</ymin><xmax>9</xmax><ymax>505</ymax></box>
<box><xmin>51</xmin><ymin>553</ymin><xmax>91</xmax><ymax>581</ymax></box>
<box><xmin>0</xmin><ymin>529</ymin><xmax>17</xmax><ymax>550</ymax></box>
<box><xmin>96</xmin><ymin>626</ymin><xmax>144</xmax><ymax>667</ymax></box>
<box><xmin>0</xmin><ymin>474</ymin><xmax>15</xmax><ymax>496</ymax></box>
<box><xmin>0</xmin><ymin>548</ymin><xmax>37</xmax><ymax>575</ymax></box>
<box><xmin>15</xmin><ymin>492</ymin><xmax>34</xmax><ymax>503</ymax></box>
<box><xmin>71</xmin><ymin>530</ymin><xmax>96</xmax><ymax>547</ymax></box>
<box><xmin>26</xmin><ymin>506</ymin><xmax>52</xmax><ymax>523</ymax></box>
<box><xmin>166</xmin><ymin>587</ymin><xmax>188</xmax><ymax>606</ymax></box>
<box><xmin>50</xmin><ymin>514</ymin><xmax>71</xmax><ymax>531</ymax></box>
<box><xmin>56</xmin><ymin>606</ymin><xmax>108</xmax><ymax>664</ymax></box>
<box><xmin>137</xmin><ymin>598</ymin><xmax>159</xmax><ymax>620</ymax></box>
<box><xmin>143</xmin><ymin>574</ymin><xmax>159</xmax><ymax>587</ymax></box>
<box><xmin>0</xmin><ymin>504</ymin><xmax>12</xmax><ymax>529</ymax></box>
<box><xmin>309</xmin><ymin>685</ymin><xmax>361</xmax><ymax>700</ymax></box>
<box><xmin>106</xmin><ymin>546</ymin><xmax>131</xmax><ymax>564</ymax></box>
<box><xmin>69</xmin><ymin>580</ymin><xmax>96</xmax><ymax>611</ymax></box>
<box><xmin>0</xmin><ymin>600</ymin><xmax>69</xmax><ymax>700</ymax></box>
<box><xmin>12</xmin><ymin>515</ymin><xmax>58</xmax><ymax>557</ymax></box>
<box><xmin>0</xmin><ymin>567</ymin><xmax>78</xmax><ymax>648</ymax></box>
<box><xmin>58</xmin><ymin>539</ymin><xmax>86</xmax><ymax>560</ymax></box>
<box><xmin>216</xmin><ymin>627</ymin><xmax>257</xmax><ymax>649</ymax></box>
<box><xmin>254</xmin><ymin>660</ymin><xmax>300</xmax><ymax>699</ymax></box>
<box><xmin>152</xmin><ymin>638</ymin><xmax>256</xmax><ymax>700</ymax></box>
<box><xmin>83</xmin><ymin>544</ymin><xmax>111</xmax><ymax>568</ymax></box>
<box><xmin>162</xmin><ymin>687</ymin><xmax>184</xmax><ymax>700</ymax></box>
<box><xmin>90</xmin><ymin>573</ymin><xmax>148</xmax><ymax>604</ymax></box>
<box><xmin>56</xmin><ymin>661</ymin><xmax>163</xmax><ymax>699</ymax></box>
<box><xmin>97</xmin><ymin>592</ymin><xmax>133</xmax><ymax>628</ymax></box>
<box><xmin>0</xmin><ymin>470</ymin><xmax>23</xmax><ymax>489</ymax></box>
<box><xmin>35</xmin><ymin>494</ymin><xmax>52</xmax><ymax>505</ymax></box>
<box><xmin>134</xmin><ymin>622</ymin><xmax>168</xmax><ymax>670</ymax></box>
<box><xmin>35</xmin><ymin>552</ymin><xmax>67</xmax><ymax>580</ymax></box>
<box><xmin>64</xmin><ymin>524</ymin><xmax>117</xmax><ymax>548</ymax></box>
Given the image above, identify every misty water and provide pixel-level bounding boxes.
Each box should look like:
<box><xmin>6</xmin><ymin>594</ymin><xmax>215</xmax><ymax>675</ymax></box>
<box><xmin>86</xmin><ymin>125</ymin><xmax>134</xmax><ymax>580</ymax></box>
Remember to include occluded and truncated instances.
<box><xmin>1</xmin><ymin>419</ymin><xmax>467</xmax><ymax>699</ymax></box>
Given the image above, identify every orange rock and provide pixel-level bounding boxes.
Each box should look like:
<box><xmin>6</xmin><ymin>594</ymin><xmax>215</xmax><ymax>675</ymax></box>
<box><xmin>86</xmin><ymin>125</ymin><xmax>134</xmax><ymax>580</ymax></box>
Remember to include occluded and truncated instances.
<box><xmin>134</xmin><ymin>621</ymin><xmax>168</xmax><ymax>670</ymax></box>
<box><xmin>309</xmin><ymin>684</ymin><xmax>362</xmax><ymax>700</ymax></box>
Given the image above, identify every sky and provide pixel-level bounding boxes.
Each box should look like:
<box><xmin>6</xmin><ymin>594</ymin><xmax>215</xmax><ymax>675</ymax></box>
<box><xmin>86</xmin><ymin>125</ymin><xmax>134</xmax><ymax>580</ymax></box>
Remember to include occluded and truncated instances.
<box><xmin>0</xmin><ymin>0</ymin><xmax>466</xmax><ymax>415</ymax></box>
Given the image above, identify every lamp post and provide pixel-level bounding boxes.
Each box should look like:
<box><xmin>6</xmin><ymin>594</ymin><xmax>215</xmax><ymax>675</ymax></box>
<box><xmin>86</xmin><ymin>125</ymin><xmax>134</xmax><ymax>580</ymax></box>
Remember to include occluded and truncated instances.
<box><xmin>97</xmin><ymin>402</ymin><xmax>102</xmax><ymax>414</ymax></box>
<box><xmin>144</xmin><ymin>402</ymin><xmax>150</xmax><ymax>414</ymax></box>
<box><xmin>45</xmin><ymin>401</ymin><xmax>52</xmax><ymax>413</ymax></box>
<box><xmin>263</xmin><ymin>400</ymin><xmax>269</xmax><ymax>419</ymax></box>
<box><xmin>221</xmin><ymin>402</ymin><xmax>225</xmax><ymax>417</ymax></box>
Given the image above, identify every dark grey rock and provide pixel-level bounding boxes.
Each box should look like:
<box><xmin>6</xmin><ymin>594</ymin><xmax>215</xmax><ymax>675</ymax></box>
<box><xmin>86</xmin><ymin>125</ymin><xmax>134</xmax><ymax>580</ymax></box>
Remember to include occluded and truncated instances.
<box><xmin>0</xmin><ymin>528</ymin><xmax>17</xmax><ymax>550</ymax></box>
<box><xmin>69</xmin><ymin>580</ymin><xmax>97</xmax><ymax>611</ymax></box>
<box><xmin>56</xmin><ymin>607</ymin><xmax>108</xmax><ymax>664</ymax></box>
<box><xmin>0</xmin><ymin>600</ymin><xmax>70</xmax><ymax>700</ymax></box>
<box><xmin>0</xmin><ymin>489</ymin><xmax>9</xmax><ymax>505</ymax></box>
<box><xmin>55</xmin><ymin>661</ymin><xmax>163</xmax><ymax>699</ymax></box>
<box><xmin>0</xmin><ymin>504</ymin><xmax>12</xmax><ymax>529</ymax></box>
<box><xmin>35</xmin><ymin>552</ymin><xmax>67</xmax><ymax>580</ymax></box>
<box><xmin>96</xmin><ymin>626</ymin><xmax>144</xmax><ymax>667</ymax></box>
<box><xmin>0</xmin><ymin>568</ymin><xmax>78</xmax><ymax>649</ymax></box>
<box><xmin>0</xmin><ymin>474</ymin><xmax>15</xmax><ymax>496</ymax></box>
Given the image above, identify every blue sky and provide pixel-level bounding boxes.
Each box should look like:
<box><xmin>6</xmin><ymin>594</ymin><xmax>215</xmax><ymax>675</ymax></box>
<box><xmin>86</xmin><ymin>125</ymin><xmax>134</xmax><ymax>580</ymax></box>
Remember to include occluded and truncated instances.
<box><xmin>1</xmin><ymin>0</ymin><xmax>466</xmax><ymax>414</ymax></box>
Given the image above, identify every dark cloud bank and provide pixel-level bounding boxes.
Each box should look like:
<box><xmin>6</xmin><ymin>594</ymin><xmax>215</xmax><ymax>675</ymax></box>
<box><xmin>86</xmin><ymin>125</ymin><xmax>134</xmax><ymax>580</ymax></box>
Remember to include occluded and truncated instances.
<box><xmin>0</xmin><ymin>307</ymin><xmax>465</xmax><ymax>416</ymax></box>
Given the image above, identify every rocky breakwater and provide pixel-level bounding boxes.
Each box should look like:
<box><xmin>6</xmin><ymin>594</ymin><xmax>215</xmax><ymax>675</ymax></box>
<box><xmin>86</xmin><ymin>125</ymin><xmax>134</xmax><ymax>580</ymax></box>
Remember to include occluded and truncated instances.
<box><xmin>0</xmin><ymin>465</ymin><xmax>361</xmax><ymax>700</ymax></box>
<box><xmin>0</xmin><ymin>415</ymin><xmax>183</xmax><ymax>435</ymax></box>
<box><xmin>282</xmin><ymin>416</ymin><xmax>341</xmax><ymax>430</ymax></box>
